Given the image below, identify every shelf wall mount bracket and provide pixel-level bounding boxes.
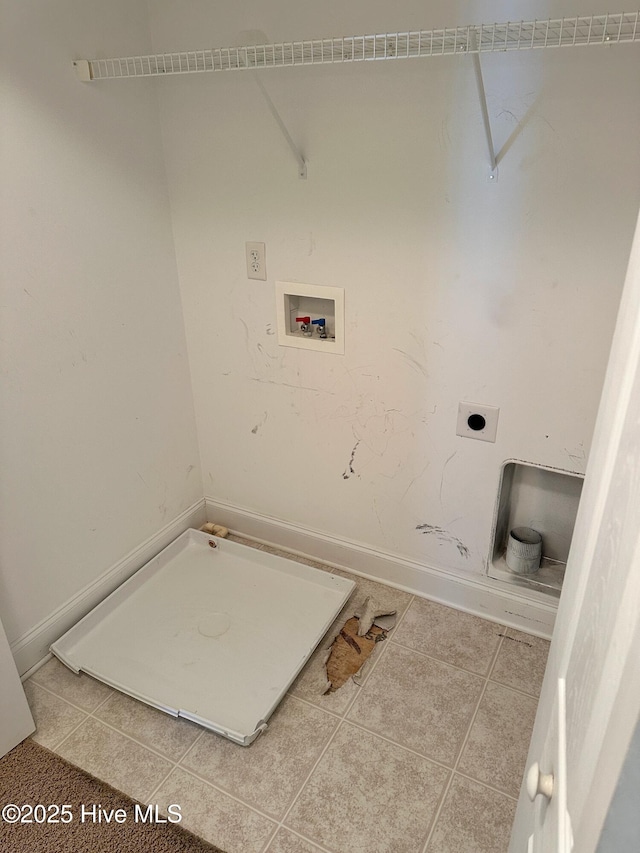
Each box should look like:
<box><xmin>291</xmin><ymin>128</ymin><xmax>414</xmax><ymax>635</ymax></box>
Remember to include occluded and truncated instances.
<box><xmin>469</xmin><ymin>29</ymin><xmax>498</xmax><ymax>182</ymax></box>
<box><xmin>253</xmin><ymin>74</ymin><xmax>307</xmax><ymax>179</ymax></box>
<box><xmin>73</xmin><ymin>60</ymin><xmax>92</xmax><ymax>81</ymax></box>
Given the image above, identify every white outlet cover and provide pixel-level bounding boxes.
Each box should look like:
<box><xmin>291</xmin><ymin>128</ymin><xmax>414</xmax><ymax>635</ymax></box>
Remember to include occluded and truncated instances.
<box><xmin>245</xmin><ymin>241</ymin><xmax>266</xmax><ymax>281</ymax></box>
<box><xmin>456</xmin><ymin>402</ymin><xmax>500</xmax><ymax>442</ymax></box>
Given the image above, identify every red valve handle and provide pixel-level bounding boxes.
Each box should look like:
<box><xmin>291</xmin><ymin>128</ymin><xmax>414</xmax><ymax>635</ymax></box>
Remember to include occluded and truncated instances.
<box><xmin>295</xmin><ymin>316</ymin><xmax>311</xmax><ymax>323</ymax></box>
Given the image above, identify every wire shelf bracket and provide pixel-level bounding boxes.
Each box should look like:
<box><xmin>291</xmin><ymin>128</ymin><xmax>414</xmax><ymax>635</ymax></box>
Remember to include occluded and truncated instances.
<box><xmin>469</xmin><ymin>30</ymin><xmax>498</xmax><ymax>181</ymax></box>
<box><xmin>73</xmin><ymin>12</ymin><xmax>639</xmax><ymax>179</ymax></box>
<box><xmin>253</xmin><ymin>74</ymin><xmax>307</xmax><ymax>179</ymax></box>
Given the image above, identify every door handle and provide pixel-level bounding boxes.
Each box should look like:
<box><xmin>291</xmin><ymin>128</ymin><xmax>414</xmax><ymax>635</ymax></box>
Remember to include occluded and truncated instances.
<box><xmin>526</xmin><ymin>761</ymin><xmax>554</xmax><ymax>801</ymax></box>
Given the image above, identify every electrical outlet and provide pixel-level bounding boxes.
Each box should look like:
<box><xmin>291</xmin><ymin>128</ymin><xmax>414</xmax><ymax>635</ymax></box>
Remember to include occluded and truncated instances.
<box><xmin>245</xmin><ymin>242</ymin><xmax>266</xmax><ymax>281</ymax></box>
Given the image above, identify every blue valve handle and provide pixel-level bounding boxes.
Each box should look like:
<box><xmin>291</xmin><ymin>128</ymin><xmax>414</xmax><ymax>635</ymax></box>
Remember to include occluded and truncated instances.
<box><xmin>311</xmin><ymin>318</ymin><xmax>326</xmax><ymax>326</ymax></box>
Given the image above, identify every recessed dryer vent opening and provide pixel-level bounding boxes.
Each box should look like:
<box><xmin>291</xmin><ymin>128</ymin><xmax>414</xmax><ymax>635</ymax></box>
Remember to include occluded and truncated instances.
<box><xmin>276</xmin><ymin>281</ymin><xmax>345</xmax><ymax>354</ymax></box>
<box><xmin>488</xmin><ymin>461</ymin><xmax>584</xmax><ymax>597</ymax></box>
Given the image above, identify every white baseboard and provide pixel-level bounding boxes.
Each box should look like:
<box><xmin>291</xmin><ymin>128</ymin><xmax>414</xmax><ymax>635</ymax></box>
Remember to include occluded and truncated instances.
<box><xmin>205</xmin><ymin>497</ymin><xmax>557</xmax><ymax>639</ymax></box>
<box><xmin>11</xmin><ymin>500</ymin><xmax>206</xmax><ymax>676</ymax></box>
<box><xmin>13</xmin><ymin>495</ymin><xmax>556</xmax><ymax>677</ymax></box>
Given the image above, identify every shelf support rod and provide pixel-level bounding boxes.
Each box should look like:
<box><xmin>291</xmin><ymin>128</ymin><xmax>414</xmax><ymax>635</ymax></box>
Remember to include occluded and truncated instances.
<box><xmin>253</xmin><ymin>74</ymin><xmax>307</xmax><ymax>179</ymax></box>
<box><xmin>469</xmin><ymin>30</ymin><xmax>497</xmax><ymax>180</ymax></box>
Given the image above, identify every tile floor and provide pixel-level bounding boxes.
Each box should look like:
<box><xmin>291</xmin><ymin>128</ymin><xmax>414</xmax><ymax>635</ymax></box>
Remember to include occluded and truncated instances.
<box><xmin>24</xmin><ymin>536</ymin><xmax>550</xmax><ymax>853</ymax></box>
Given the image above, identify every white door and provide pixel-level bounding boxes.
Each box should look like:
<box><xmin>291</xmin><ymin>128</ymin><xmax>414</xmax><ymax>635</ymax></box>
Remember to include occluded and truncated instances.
<box><xmin>510</xmin><ymin>208</ymin><xmax>640</xmax><ymax>852</ymax></box>
<box><xmin>0</xmin><ymin>615</ymin><xmax>35</xmax><ymax>757</ymax></box>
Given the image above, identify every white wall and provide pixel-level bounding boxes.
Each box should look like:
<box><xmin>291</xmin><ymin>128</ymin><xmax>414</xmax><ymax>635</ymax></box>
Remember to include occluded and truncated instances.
<box><xmin>0</xmin><ymin>1</ymin><xmax>202</xmax><ymax>647</ymax></box>
<box><xmin>1</xmin><ymin>1</ymin><xmax>638</xmax><ymax>661</ymax></box>
<box><xmin>149</xmin><ymin>1</ymin><xmax>640</xmax><ymax>589</ymax></box>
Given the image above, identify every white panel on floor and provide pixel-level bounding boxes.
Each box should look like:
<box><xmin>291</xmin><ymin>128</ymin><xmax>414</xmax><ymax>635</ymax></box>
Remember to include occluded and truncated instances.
<box><xmin>51</xmin><ymin>530</ymin><xmax>354</xmax><ymax>745</ymax></box>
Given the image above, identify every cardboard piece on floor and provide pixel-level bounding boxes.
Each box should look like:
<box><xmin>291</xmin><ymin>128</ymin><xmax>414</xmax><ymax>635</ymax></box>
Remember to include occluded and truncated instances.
<box><xmin>324</xmin><ymin>616</ymin><xmax>388</xmax><ymax>692</ymax></box>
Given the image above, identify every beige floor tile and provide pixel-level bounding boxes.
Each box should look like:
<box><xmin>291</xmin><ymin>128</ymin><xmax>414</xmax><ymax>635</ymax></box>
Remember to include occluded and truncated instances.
<box><xmin>55</xmin><ymin>717</ymin><xmax>173</xmax><ymax>803</ymax></box>
<box><xmin>24</xmin><ymin>681</ymin><xmax>87</xmax><ymax>749</ymax></box>
<box><xmin>426</xmin><ymin>774</ymin><xmax>516</xmax><ymax>853</ymax></box>
<box><xmin>153</xmin><ymin>767</ymin><xmax>276</xmax><ymax>853</ymax></box>
<box><xmin>285</xmin><ymin>722</ymin><xmax>449</xmax><ymax>853</ymax></box>
<box><xmin>347</xmin><ymin>643</ymin><xmax>484</xmax><ymax>765</ymax></box>
<box><xmin>181</xmin><ymin>695</ymin><xmax>337</xmax><ymax>819</ymax></box>
<box><xmin>266</xmin><ymin>828</ymin><xmax>328</xmax><ymax>852</ymax></box>
<box><xmin>393</xmin><ymin>598</ymin><xmax>504</xmax><ymax>675</ymax></box>
<box><xmin>29</xmin><ymin>657</ymin><xmax>113</xmax><ymax>711</ymax></box>
<box><xmin>458</xmin><ymin>683</ymin><xmax>538</xmax><ymax>797</ymax></box>
<box><xmin>94</xmin><ymin>691</ymin><xmax>202</xmax><ymax>761</ymax></box>
<box><xmin>490</xmin><ymin>628</ymin><xmax>550</xmax><ymax>696</ymax></box>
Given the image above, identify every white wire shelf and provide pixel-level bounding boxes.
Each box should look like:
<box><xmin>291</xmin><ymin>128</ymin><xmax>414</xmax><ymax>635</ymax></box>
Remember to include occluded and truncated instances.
<box><xmin>76</xmin><ymin>12</ymin><xmax>639</xmax><ymax>81</ymax></box>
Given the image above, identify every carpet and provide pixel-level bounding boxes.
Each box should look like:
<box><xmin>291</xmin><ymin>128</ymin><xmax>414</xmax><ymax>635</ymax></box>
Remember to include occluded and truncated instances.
<box><xmin>0</xmin><ymin>738</ymin><xmax>224</xmax><ymax>852</ymax></box>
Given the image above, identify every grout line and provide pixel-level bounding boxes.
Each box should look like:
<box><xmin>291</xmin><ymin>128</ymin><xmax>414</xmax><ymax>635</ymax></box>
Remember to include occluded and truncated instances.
<box><xmin>392</xmin><ymin>594</ymin><xmax>416</xmax><ymax>630</ymax></box>
<box><xmin>26</xmin><ymin>681</ymin><xmax>93</xmax><ymax>750</ymax></box>
<box><xmin>42</xmin><ymin>686</ymin><xmax>185</xmax><ymax>771</ymax></box>
<box><xmin>146</xmin><ymin>729</ymin><xmax>207</xmax><ymax>804</ymax></box>
<box><xmin>388</xmin><ymin>632</ymin><xmax>544</xmax><ymax>698</ymax></box>
<box><xmin>453</xmin><ymin>769</ymin><xmax>519</xmax><ymax>801</ymax></box>
<box><xmin>342</xmin><ymin>630</ymin><xmax>392</xmax><ymax>714</ymax></box>
<box><xmin>421</xmin><ymin>631</ymin><xmax>507</xmax><ymax>852</ymax></box>
<box><xmin>284</xmin><ymin>693</ymin><xmax>343</xmax><ymax>719</ymax></box>
<box><xmin>175</xmin><ymin>726</ymin><xmax>206</xmax><ymax>763</ymax></box>
<box><xmin>485</xmin><ymin>677</ymin><xmax>543</xmax><ymax>701</ymax></box>
<box><xmin>60</xmin><ymin>714</ymin><xmax>177</xmax><ymax>764</ymax></box>
<box><xmin>91</xmin><ymin>691</ymin><xmax>117</xmax><ymax>714</ymax></box>
<box><xmin>267</xmin><ymin>718</ymin><xmax>347</xmax><ymax>851</ymax></box>
<box><xmin>388</xmin><ymin>635</ymin><xmax>500</xmax><ymax>680</ymax></box>
<box><xmin>337</xmin><ymin>593</ymin><xmax>417</xmax><ymax>715</ymax></box>
<box><xmin>172</xmin><ymin>764</ymin><xmax>278</xmax><ymax>824</ymax></box>
<box><xmin>265</xmin><ymin>825</ymin><xmax>337</xmax><ymax>853</ymax></box>
<box><xmin>27</xmin><ymin>676</ymin><xmax>114</xmax><ymax>715</ymax></box>
<box><xmin>342</xmin><ymin>719</ymin><xmax>455</xmax><ymax>773</ymax></box>
<box><xmin>145</xmin><ymin>763</ymin><xmax>181</xmax><ymax>805</ymax></box>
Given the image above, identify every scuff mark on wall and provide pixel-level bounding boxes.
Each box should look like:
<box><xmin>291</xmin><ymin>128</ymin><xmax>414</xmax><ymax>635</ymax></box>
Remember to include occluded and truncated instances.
<box><xmin>400</xmin><ymin>461</ymin><xmax>430</xmax><ymax>503</ymax></box>
<box><xmin>439</xmin><ymin>451</ymin><xmax>458</xmax><ymax>505</ymax></box>
<box><xmin>564</xmin><ymin>442</ymin><xmax>586</xmax><ymax>468</ymax></box>
<box><xmin>238</xmin><ymin>318</ymin><xmax>250</xmax><ymax>352</ymax></box>
<box><xmin>257</xmin><ymin>342</ymin><xmax>279</xmax><ymax>362</ymax></box>
<box><xmin>249</xmin><ymin>377</ymin><xmax>332</xmax><ymax>394</ymax></box>
<box><xmin>372</xmin><ymin>498</ymin><xmax>385</xmax><ymax>537</ymax></box>
<box><xmin>392</xmin><ymin>348</ymin><xmax>429</xmax><ymax>380</ymax></box>
<box><xmin>343</xmin><ymin>439</ymin><xmax>361</xmax><ymax>479</ymax></box>
<box><xmin>251</xmin><ymin>411</ymin><xmax>268</xmax><ymax>434</ymax></box>
<box><xmin>158</xmin><ymin>483</ymin><xmax>168</xmax><ymax>519</ymax></box>
<box><xmin>416</xmin><ymin>523</ymin><xmax>470</xmax><ymax>558</ymax></box>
